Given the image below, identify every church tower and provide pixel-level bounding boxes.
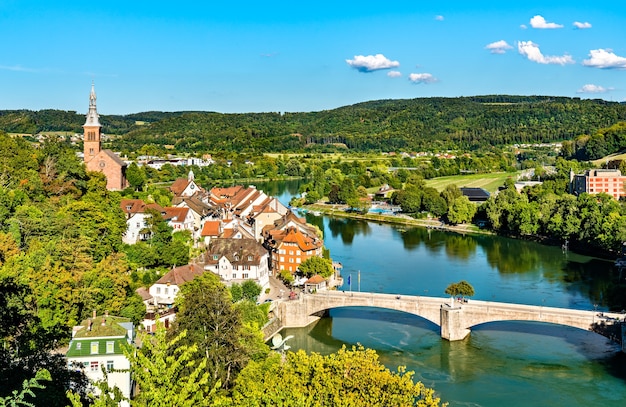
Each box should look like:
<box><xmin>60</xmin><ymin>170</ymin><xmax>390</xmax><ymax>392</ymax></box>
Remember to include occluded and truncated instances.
<box><xmin>81</xmin><ymin>83</ymin><xmax>128</xmax><ymax>191</ymax></box>
<box><xmin>83</xmin><ymin>82</ymin><xmax>101</xmax><ymax>161</ymax></box>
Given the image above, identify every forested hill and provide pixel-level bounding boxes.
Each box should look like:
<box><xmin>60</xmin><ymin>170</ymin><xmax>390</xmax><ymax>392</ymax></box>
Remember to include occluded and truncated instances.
<box><xmin>2</xmin><ymin>95</ymin><xmax>625</xmax><ymax>152</ymax></box>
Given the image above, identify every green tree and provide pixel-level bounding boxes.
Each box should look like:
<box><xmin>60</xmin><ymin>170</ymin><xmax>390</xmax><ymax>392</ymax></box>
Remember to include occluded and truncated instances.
<box><xmin>446</xmin><ymin>196</ymin><xmax>476</xmax><ymax>225</ymax></box>
<box><xmin>124</xmin><ymin>326</ymin><xmax>212</xmax><ymax>406</ymax></box>
<box><xmin>125</xmin><ymin>162</ymin><xmax>146</xmax><ymax>191</ymax></box>
<box><xmin>228</xmin><ymin>345</ymin><xmax>444</xmax><ymax>407</ymax></box>
<box><xmin>168</xmin><ymin>273</ymin><xmax>250</xmax><ymax>390</ymax></box>
<box><xmin>444</xmin><ymin>280</ymin><xmax>475</xmax><ymax>300</ymax></box>
<box><xmin>241</xmin><ymin>280</ymin><xmax>261</xmax><ymax>302</ymax></box>
<box><xmin>298</xmin><ymin>256</ymin><xmax>334</xmax><ymax>278</ymax></box>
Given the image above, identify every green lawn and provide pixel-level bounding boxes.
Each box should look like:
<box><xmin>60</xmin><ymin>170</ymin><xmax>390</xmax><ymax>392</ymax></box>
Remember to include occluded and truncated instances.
<box><xmin>424</xmin><ymin>172</ymin><xmax>518</xmax><ymax>193</ymax></box>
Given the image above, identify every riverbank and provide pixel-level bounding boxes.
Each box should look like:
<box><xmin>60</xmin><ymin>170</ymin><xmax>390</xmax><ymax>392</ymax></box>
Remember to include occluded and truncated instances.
<box><xmin>300</xmin><ymin>203</ymin><xmax>493</xmax><ymax>235</ymax></box>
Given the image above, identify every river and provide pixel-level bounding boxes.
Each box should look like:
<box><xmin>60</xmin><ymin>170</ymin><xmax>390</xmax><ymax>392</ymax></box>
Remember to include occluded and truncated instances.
<box><xmin>254</xmin><ymin>179</ymin><xmax>626</xmax><ymax>407</ymax></box>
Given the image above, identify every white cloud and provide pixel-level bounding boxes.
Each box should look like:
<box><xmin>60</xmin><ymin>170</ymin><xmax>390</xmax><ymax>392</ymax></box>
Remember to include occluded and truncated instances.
<box><xmin>408</xmin><ymin>73</ymin><xmax>437</xmax><ymax>84</ymax></box>
<box><xmin>577</xmin><ymin>84</ymin><xmax>612</xmax><ymax>93</ymax></box>
<box><xmin>573</xmin><ymin>21</ymin><xmax>592</xmax><ymax>29</ymax></box>
<box><xmin>0</xmin><ymin>64</ymin><xmax>38</xmax><ymax>72</ymax></box>
<box><xmin>387</xmin><ymin>71</ymin><xmax>402</xmax><ymax>78</ymax></box>
<box><xmin>582</xmin><ymin>49</ymin><xmax>626</xmax><ymax>69</ymax></box>
<box><xmin>485</xmin><ymin>40</ymin><xmax>513</xmax><ymax>54</ymax></box>
<box><xmin>520</xmin><ymin>24</ymin><xmax>527</xmax><ymax>29</ymax></box>
<box><xmin>346</xmin><ymin>54</ymin><xmax>400</xmax><ymax>72</ymax></box>
<box><xmin>435</xmin><ymin>15</ymin><xmax>444</xmax><ymax>21</ymax></box>
<box><xmin>530</xmin><ymin>15</ymin><xmax>563</xmax><ymax>29</ymax></box>
<box><xmin>517</xmin><ymin>41</ymin><xmax>575</xmax><ymax>65</ymax></box>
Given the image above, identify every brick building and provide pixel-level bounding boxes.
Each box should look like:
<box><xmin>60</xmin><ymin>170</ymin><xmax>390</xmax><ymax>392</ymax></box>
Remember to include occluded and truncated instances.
<box><xmin>83</xmin><ymin>83</ymin><xmax>128</xmax><ymax>191</ymax></box>
<box><xmin>570</xmin><ymin>168</ymin><xmax>626</xmax><ymax>200</ymax></box>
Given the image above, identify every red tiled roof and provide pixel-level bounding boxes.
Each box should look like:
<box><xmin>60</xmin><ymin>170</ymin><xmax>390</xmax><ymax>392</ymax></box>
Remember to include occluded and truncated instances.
<box><xmin>306</xmin><ymin>274</ymin><xmax>325</xmax><ymax>284</ymax></box>
<box><xmin>155</xmin><ymin>264</ymin><xmax>204</xmax><ymax>286</ymax></box>
<box><xmin>201</xmin><ymin>221</ymin><xmax>221</xmax><ymax>237</ymax></box>
<box><xmin>170</xmin><ymin>178</ymin><xmax>190</xmax><ymax>196</ymax></box>
<box><xmin>164</xmin><ymin>207</ymin><xmax>189</xmax><ymax>222</ymax></box>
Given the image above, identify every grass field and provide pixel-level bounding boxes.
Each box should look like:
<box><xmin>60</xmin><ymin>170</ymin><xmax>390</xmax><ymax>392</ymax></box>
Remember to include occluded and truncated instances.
<box><xmin>424</xmin><ymin>172</ymin><xmax>518</xmax><ymax>193</ymax></box>
<box><xmin>592</xmin><ymin>152</ymin><xmax>626</xmax><ymax>166</ymax></box>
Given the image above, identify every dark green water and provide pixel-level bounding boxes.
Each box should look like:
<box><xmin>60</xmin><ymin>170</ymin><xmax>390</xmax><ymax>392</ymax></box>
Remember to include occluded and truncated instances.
<box><xmin>256</xmin><ymin>179</ymin><xmax>626</xmax><ymax>407</ymax></box>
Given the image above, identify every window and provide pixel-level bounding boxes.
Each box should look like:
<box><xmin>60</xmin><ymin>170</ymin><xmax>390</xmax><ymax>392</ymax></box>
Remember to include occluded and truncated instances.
<box><xmin>156</xmin><ymin>287</ymin><xmax>161</xmax><ymax>294</ymax></box>
<box><xmin>280</xmin><ymin>256</ymin><xmax>284</xmax><ymax>262</ymax></box>
<box><xmin>76</xmin><ymin>343</ymin><xmax>82</xmax><ymax>350</ymax></box>
<box><xmin>90</xmin><ymin>361</ymin><xmax>99</xmax><ymax>371</ymax></box>
<box><xmin>106</xmin><ymin>360</ymin><xmax>114</xmax><ymax>371</ymax></box>
<box><xmin>164</xmin><ymin>287</ymin><xmax>169</xmax><ymax>295</ymax></box>
<box><xmin>243</xmin><ymin>273</ymin><xmax>249</xmax><ymax>279</ymax></box>
<box><xmin>289</xmin><ymin>250</ymin><xmax>294</xmax><ymax>255</ymax></box>
<box><xmin>296</xmin><ymin>258</ymin><xmax>301</xmax><ymax>263</ymax></box>
<box><xmin>106</xmin><ymin>341</ymin><xmax>114</xmax><ymax>353</ymax></box>
<box><xmin>248</xmin><ymin>255</ymin><xmax>253</xmax><ymax>261</ymax></box>
<box><xmin>289</xmin><ymin>258</ymin><xmax>294</xmax><ymax>263</ymax></box>
<box><xmin>296</xmin><ymin>250</ymin><xmax>301</xmax><ymax>255</ymax></box>
<box><xmin>90</xmin><ymin>342</ymin><xmax>99</xmax><ymax>354</ymax></box>
<box><xmin>213</xmin><ymin>255</ymin><xmax>218</xmax><ymax>260</ymax></box>
<box><xmin>232</xmin><ymin>273</ymin><xmax>237</xmax><ymax>279</ymax></box>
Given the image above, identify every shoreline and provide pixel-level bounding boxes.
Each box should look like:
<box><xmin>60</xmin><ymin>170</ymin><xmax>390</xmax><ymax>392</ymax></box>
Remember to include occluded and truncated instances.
<box><xmin>300</xmin><ymin>203</ymin><xmax>493</xmax><ymax>236</ymax></box>
<box><xmin>300</xmin><ymin>203</ymin><xmax>619</xmax><ymax>260</ymax></box>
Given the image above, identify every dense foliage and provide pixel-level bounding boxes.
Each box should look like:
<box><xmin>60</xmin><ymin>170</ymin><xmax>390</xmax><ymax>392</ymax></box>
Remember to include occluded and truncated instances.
<box><xmin>3</xmin><ymin>96</ymin><xmax>625</xmax><ymax>154</ymax></box>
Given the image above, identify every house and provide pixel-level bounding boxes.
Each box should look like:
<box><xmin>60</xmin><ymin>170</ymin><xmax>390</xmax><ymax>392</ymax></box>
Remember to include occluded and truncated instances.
<box><xmin>200</xmin><ymin>220</ymin><xmax>223</xmax><ymax>245</ymax></box>
<box><xmin>119</xmin><ymin>199</ymin><xmax>166</xmax><ymax>244</ymax></box>
<box><xmin>570</xmin><ymin>168</ymin><xmax>626</xmax><ymax>200</ymax></box>
<box><xmin>203</xmin><ymin>238</ymin><xmax>270</xmax><ymax>289</ymax></box>
<box><xmin>460</xmin><ymin>187</ymin><xmax>491</xmax><ymax>203</ymax></box>
<box><xmin>175</xmin><ymin>194</ymin><xmax>222</xmax><ymax>242</ymax></box>
<box><xmin>263</xmin><ymin>226</ymin><xmax>323</xmax><ymax>274</ymax></box>
<box><xmin>304</xmin><ymin>274</ymin><xmax>327</xmax><ymax>293</ymax></box>
<box><xmin>170</xmin><ymin>170</ymin><xmax>204</xmax><ymax>204</ymax></box>
<box><xmin>66</xmin><ymin>312</ymin><xmax>134</xmax><ymax>406</ymax></box>
<box><xmin>148</xmin><ymin>264</ymin><xmax>204</xmax><ymax>308</ymax></box>
<box><xmin>163</xmin><ymin>206</ymin><xmax>195</xmax><ymax>233</ymax></box>
<box><xmin>374</xmin><ymin>184</ymin><xmax>396</xmax><ymax>199</ymax></box>
<box><xmin>82</xmin><ymin>83</ymin><xmax>128</xmax><ymax>191</ymax></box>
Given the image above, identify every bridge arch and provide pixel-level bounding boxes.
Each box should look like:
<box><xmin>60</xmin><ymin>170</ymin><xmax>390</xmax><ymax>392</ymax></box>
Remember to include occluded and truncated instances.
<box><xmin>273</xmin><ymin>291</ymin><xmax>624</xmax><ymax>349</ymax></box>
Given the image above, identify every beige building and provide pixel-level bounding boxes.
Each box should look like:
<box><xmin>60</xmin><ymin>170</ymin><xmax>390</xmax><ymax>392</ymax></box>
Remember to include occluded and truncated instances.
<box><xmin>570</xmin><ymin>169</ymin><xmax>626</xmax><ymax>200</ymax></box>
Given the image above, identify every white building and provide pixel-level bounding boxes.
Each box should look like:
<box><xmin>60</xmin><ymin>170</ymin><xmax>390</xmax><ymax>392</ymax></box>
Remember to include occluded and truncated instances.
<box><xmin>66</xmin><ymin>313</ymin><xmax>134</xmax><ymax>406</ymax></box>
<box><xmin>120</xmin><ymin>199</ymin><xmax>166</xmax><ymax>244</ymax></box>
<box><xmin>148</xmin><ymin>264</ymin><xmax>204</xmax><ymax>308</ymax></box>
<box><xmin>203</xmin><ymin>238</ymin><xmax>270</xmax><ymax>289</ymax></box>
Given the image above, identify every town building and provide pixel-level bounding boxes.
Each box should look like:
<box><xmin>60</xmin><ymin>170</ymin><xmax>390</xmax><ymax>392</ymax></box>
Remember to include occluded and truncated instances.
<box><xmin>119</xmin><ymin>199</ymin><xmax>166</xmax><ymax>244</ymax></box>
<box><xmin>82</xmin><ymin>83</ymin><xmax>128</xmax><ymax>191</ymax></box>
<box><xmin>459</xmin><ymin>187</ymin><xmax>491</xmax><ymax>203</ymax></box>
<box><xmin>66</xmin><ymin>312</ymin><xmax>134</xmax><ymax>406</ymax></box>
<box><xmin>203</xmin><ymin>238</ymin><xmax>270</xmax><ymax>289</ymax></box>
<box><xmin>262</xmin><ymin>211</ymin><xmax>324</xmax><ymax>273</ymax></box>
<box><xmin>148</xmin><ymin>264</ymin><xmax>204</xmax><ymax>309</ymax></box>
<box><xmin>570</xmin><ymin>168</ymin><xmax>626</xmax><ymax>200</ymax></box>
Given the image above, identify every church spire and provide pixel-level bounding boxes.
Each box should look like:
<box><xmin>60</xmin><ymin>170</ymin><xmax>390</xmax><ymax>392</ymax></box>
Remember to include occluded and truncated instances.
<box><xmin>84</xmin><ymin>81</ymin><xmax>101</xmax><ymax>127</ymax></box>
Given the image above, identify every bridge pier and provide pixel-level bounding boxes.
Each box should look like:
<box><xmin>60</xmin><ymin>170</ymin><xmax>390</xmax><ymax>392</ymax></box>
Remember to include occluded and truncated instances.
<box><xmin>440</xmin><ymin>305</ymin><xmax>471</xmax><ymax>341</ymax></box>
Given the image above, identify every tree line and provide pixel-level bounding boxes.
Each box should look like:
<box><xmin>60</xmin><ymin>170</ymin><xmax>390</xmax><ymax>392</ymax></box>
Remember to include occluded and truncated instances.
<box><xmin>2</xmin><ymin>96</ymin><xmax>625</xmax><ymax>154</ymax></box>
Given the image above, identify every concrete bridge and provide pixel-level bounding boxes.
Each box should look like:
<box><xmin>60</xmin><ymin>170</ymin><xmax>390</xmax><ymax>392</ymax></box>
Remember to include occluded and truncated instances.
<box><xmin>269</xmin><ymin>291</ymin><xmax>625</xmax><ymax>352</ymax></box>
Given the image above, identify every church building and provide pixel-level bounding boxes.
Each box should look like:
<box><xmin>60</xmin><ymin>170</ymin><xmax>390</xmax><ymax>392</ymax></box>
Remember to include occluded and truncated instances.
<box><xmin>83</xmin><ymin>83</ymin><xmax>128</xmax><ymax>191</ymax></box>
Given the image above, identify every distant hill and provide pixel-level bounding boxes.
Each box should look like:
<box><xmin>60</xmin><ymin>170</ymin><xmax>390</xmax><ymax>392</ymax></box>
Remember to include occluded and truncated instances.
<box><xmin>2</xmin><ymin>96</ymin><xmax>625</xmax><ymax>153</ymax></box>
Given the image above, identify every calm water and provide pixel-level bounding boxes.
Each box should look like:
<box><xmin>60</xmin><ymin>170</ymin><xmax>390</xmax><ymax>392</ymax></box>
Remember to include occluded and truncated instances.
<box><xmin>256</xmin><ymin>179</ymin><xmax>626</xmax><ymax>407</ymax></box>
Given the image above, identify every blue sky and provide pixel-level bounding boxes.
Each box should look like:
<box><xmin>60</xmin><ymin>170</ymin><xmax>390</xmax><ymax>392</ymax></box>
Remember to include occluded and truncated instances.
<box><xmin>1</xmin><ymin>1</ymin><xmax>624</xmax><ymax>114</ymax></box>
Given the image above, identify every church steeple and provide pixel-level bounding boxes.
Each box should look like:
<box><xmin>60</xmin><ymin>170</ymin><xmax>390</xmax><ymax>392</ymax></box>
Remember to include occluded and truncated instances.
<box><xmin>83</xmin><ymin>82</ymin><xmax>102</xmax><ymax>160</ymax></box>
